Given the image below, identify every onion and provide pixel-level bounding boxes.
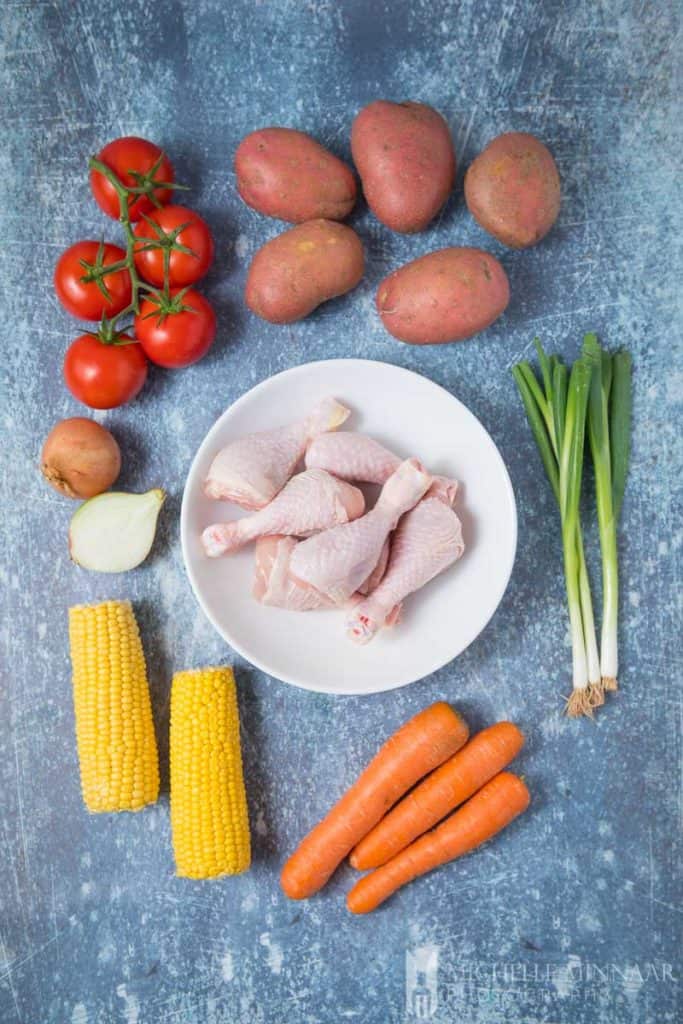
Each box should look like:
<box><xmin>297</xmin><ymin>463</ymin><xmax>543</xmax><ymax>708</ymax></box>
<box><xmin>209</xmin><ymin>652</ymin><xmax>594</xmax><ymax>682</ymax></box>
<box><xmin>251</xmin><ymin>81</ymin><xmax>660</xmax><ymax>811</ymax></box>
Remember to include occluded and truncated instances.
<box><xmin>69</xmin><ymin>489</ymin><xmax>165</xmax><ymax>572</ymax></box>
<box><xmin>41</xmin><ymin>417</ymin><xmax>121</xmax><ymax>499</ymax></box>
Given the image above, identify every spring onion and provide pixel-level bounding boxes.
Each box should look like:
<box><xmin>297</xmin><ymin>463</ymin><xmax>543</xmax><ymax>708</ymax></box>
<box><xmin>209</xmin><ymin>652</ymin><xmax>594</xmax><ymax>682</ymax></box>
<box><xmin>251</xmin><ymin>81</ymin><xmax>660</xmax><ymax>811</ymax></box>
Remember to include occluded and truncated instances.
<box><xmin>513</xmin><ymin>342</ymin><xmax>599</xmax><ymax>715</ymax></box>
<box><xmin>609</xmin><ymin>350</ymin><xmax>633</xmax><ymax>522</ymax></box>
<box><xmin>559</xmin><ymin>357</ymin><xmax>596</xmax><ymax>714</ymax></box>
<box><xmin>582</xmin><ymin>334</ymin><xmax>632</xmax><ymax>692</ymax></box>
<box><xmin>513</xmin><ymin>335</ymin><xmax>632</xmax><ymax>717</ymax></box>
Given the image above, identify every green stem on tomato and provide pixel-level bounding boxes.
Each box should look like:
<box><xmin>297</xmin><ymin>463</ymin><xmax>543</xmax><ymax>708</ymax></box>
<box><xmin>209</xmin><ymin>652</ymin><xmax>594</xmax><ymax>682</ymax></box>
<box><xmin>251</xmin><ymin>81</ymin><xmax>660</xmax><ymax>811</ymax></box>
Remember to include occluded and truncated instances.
<box><xmin>120</xmin><ymin>214</ymin><xmax>146</xmax><ymax>315</ymax></box>
<box><xmin>87</xmin><ymin>156</ymin><xmax>176</xmax><ymax>333</ymax></box>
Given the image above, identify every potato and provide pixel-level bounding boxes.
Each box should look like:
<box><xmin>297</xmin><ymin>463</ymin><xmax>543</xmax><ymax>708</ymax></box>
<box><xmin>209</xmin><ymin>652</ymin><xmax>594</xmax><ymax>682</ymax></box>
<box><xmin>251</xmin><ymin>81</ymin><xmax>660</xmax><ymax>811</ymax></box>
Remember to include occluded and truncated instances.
<box><xmin>246</xmin><ymin>219</ymin><xmax>365</xmax><ymax>324</ymax></box>
<box><xmin>235</xmin><ymin>128</ymin><xmax>357</xmax><ymax>223</ymax></box>
<box><xmin>351</xmin><ymin>100</ymin><xmax>456</xmax><ymax>233</ymax></box>
<box><xmin>464</xmin><ymin>132</ymin><xmax>560</xmax><ymax>248</ymax></box>
<box><xmin>377</xmin><ymin>247</ymin><xmax>509</xmax><ymax>344</ymax></box>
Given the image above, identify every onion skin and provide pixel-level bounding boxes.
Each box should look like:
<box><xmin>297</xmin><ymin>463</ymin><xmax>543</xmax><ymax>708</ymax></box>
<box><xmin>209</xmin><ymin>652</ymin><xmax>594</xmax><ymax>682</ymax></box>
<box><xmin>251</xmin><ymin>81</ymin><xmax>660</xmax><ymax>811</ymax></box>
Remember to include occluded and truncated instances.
<box><xmin>41</xmin><ymin>418</ymin><xmax>121</xmax><ymax>499</ymax></box>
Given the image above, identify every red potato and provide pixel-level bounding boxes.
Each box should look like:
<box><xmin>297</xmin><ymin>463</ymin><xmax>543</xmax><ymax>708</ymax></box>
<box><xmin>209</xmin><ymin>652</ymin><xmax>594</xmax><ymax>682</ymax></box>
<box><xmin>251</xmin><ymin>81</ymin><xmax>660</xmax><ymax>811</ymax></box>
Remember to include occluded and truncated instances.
<box><xmin>464</xmin><ymin>132</ymin><xmax>561</xmax><ymax>248</ymax></box>
<box><xmin>235</xmin><ymin>127</ymin><xmax>357</xmax><ymax>223</ymax></box>
<box><xmin>377</xmin><ymin>247</ymin><xmax>510</xmax><ymax>345</ymax></box>
<box><xmin>351</xmin><ymin>100</ymin><xmax>456</xmax><ymax>233</ymax></box>
<box><xmin>246</xmin><ymin>219</ymin><xmax>364</xmax><ymax>324</ymax></box>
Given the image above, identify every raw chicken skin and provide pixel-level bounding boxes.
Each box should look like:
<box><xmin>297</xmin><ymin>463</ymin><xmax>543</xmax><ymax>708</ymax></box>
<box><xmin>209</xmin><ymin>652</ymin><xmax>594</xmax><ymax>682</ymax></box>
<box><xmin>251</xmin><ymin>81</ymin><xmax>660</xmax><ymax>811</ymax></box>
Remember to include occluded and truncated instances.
<box><xmin>253</xmin><ymin>536</ymin><xmax>333</xmax><ymax>611</ymax></box>
<box><xmin>289</xmin><ymin>458</ymin><xmax>432</xmax><ymax>605</ymax></box>
<box><xmin>202</xmin><ymin>469</ymin><xmax>364</xmax><ymax>557</ymax></box>
<box><xmin>357</xmin><ymin>537</ymin><xmax>390</xmax><ymax>595</ymax></box>
<box><xmin>305</xmin><ymin>431</ymin><xmax>458</xmax><ymax>503</ymax></box>
<box><xmin>346</xmin><ymin>486</ymin><xmax>465</xmax><ymax>644</ymax></box>
<box><xmin>306</xmin><ymin>431</ymin><xmax>398</xmax><ymax>483</ymax></box>
<box><xmin>205</xmin><ymin>396</ymin><xmax>350</xmax><ymax>509</ymax></box>
<box><xmin>252</xmin><ymin>533</ymin><xmax>388</xmax><ymax>611</ymax></box>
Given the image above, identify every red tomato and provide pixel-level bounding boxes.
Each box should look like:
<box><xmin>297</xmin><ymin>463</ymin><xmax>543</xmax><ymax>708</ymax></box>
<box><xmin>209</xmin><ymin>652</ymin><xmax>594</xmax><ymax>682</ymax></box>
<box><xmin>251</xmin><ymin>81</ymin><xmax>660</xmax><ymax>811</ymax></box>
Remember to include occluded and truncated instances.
<box><xmin>134</xmin><ymin>290</ymin><xmax>216</xmax><ymax>368</ymax></box>
<box><xmin>133</xmin><ymin>205</ymin><xmax>215</xmax><ymax>287</ymax></box>
<box><xmin>90</xmin><ymin>137</ymin><xmax>175</xmax><ymax>221</ymax></box>
<box><xmin>54</xmin><ymin>241</ymin><xmax>132</xmax><ymax>321</ymax></box>
<box><xmin>64</xmin><ymin>334</ymin><xmax>148</xmax><ymax>409</ymax></box>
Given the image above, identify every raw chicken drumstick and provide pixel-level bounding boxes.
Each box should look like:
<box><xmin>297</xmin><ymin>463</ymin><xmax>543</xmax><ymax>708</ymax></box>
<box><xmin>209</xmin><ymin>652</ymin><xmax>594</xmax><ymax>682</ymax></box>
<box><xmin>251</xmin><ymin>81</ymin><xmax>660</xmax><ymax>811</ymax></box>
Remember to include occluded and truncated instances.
<box><xmin>253</xmin><ymin>533</ymin><xmax>390</xmax><ymax>611</ymax></box>
<box><xmin>202</xmin><ymin>469</ymin><xmax>364</xmax><ymax>557</ymax></box>
<box><xmin>253</xmin><ymin>536</ymin><xmax>333</xmax><ymax>611</ymax></box>
<box><xmin>357</xmin><ymin>537</ymin><xmax>390</xmax><ymax>596</ymax></box>
<box><xmin>205</xmin><ymin>397</ymin><xmax>350</xmax><ymax>509</ymax></box>
<box><xmin>289</xmin><ymin>459</ymin><xmax>432</xmax><ymax>605</ymax></box>
<box><xmin>347</xmin><ymin>479</ymin><xmax>465</xmax><ymax>644</ymax></box>
<box><xmin>305</xmin><ymin>431</ymin><xmax>458</xmax><ymax>503</ymax></box>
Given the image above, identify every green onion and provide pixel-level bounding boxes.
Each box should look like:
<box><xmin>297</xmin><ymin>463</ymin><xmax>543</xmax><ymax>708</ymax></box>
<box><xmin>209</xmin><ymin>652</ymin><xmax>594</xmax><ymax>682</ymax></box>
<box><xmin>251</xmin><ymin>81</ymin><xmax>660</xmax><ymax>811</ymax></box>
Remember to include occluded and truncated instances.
<box><xmin>550</xmin><ymin>359</ymin><xmax>568</xmax><ymax>463</ymax></box>
<box><xmin>576</xmin><ymin>525</ymin><xmax>602</xmax><ymax>707</ymax></box>
<box><xmin>513</xmin><ymin>334</ymin><xmax>631</xmax><ymax>715</ymax></box>
<box><xmin>511</xmin><ymin>363</ymin><xmax>559</xmax><ymax>502</ymax></box>
<box><xmin>583</xmin><ymin>335</ymin><xmax>632</xmax><ymax>692</ymax></box>
<box><xmin>513</xmin><ymin>342</ymin><xmax>599</xmax><ymax>716</ymax></box>
<box><xmin>609</xmin><ymin>350</ymin><xmax>633</xmax><ymax>521</ymax></box>
<box><xmin>559</xmin><ymin>357</ymin><xmax>595</xmax><ymax>713</ymax></box>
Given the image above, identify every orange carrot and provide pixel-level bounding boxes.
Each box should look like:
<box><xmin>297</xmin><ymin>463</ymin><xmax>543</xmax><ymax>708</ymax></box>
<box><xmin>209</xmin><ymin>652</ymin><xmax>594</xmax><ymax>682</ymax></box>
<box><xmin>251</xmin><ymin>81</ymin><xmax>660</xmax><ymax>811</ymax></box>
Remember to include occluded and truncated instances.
<box><xmin>350</xmin><ymin>721</ymin><xmax>524</xmax><ymax>870</ymax></box>
<box><xmin>280</xmin><ymin>702</ymin><xmax>468</xmax><ymax>900</ymax></box>
<box><xmin>346</xmin><ymin>772</ymin><xmax>530</xmax><ymax>914</ymax></box>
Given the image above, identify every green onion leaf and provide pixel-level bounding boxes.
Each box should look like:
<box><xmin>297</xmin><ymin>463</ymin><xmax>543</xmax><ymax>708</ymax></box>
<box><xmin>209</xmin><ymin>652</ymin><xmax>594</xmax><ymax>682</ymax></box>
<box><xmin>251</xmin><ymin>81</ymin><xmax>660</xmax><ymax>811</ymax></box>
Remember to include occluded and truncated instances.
<box><xmin>583</xmin><ymin>333</ymin><xmax>620</xmax><ymax>686</ymax></box>
<box><xmin>560</xmin><ymin>357</ymin><xmax>591</xmax><ymax>524</ymax></box>
<box><xmin>551</xmin><ymin>360</ymin><xmax>568</xmax><ymax>464</ymax></box>
<box><xmin>610</xmin><ymin>350</ymin><xmax>632</xmax><ymax>520</ymax></box>
<box><xmin>602</xmin><ymin>350</ymin><xmax>613</xmax><ymax>405</ymax></box>
<box><xmin>512</xmin><ymin>364</ymin><xmax>560</xmax><ymax>503</ymax></box>
<box><xmin>535</xmin><ymin>338</ymin><xmax>554</xmax><ymax>405</ymax></box>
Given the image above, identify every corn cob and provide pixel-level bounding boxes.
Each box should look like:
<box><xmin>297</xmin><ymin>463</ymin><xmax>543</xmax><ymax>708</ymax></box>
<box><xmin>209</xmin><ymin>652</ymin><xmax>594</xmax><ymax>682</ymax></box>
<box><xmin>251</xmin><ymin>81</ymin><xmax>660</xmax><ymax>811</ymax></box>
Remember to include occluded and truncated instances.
<box><xmin>68</xmin><ymin>600</ymin><xmax>159</xmax><ymax>813</ymax></box>
<box><xmin>170</xmin><ymin>666</ymin><xmax>251</xmax><ymax>879</ymax></box>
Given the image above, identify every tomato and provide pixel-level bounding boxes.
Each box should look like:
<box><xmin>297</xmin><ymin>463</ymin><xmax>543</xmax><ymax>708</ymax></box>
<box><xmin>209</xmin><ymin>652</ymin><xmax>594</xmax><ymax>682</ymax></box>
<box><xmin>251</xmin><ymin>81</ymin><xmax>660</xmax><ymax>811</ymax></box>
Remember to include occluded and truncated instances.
<box><xmin>90</xmin><ymin>136</ymin><xmax>175</xmax><ymax>221</ymax></box>
<box><xmin>64</xmin><ymin>334</ymin><xmax>148</xmax><ymax>409</ymax></box>
<box><xmin>134</xmin><ymin>289</ymin><xmax>216</xmax><ymax>368</ymax></box>
<box><xmin>133</xmin><ymin>205</ymin><xmax>215</xmax><ymax>287</ymax></box>
<box><xmin>54</xmin><ymin>241</ymin><xmax>132</xmax><ymax>321</ymax></box>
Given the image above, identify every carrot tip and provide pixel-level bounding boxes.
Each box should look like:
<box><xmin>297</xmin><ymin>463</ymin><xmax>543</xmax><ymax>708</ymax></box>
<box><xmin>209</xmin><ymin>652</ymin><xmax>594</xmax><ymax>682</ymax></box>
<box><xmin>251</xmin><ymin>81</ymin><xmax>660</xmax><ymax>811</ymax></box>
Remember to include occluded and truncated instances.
<box><xmin>346</xmin><ymin>891</ymin><xmax>371</xmax><ymax>915</ymax></box>
<box><xmin>280</xmin><ymin>866</ymin><xmax>309</xmax><ymax>900</ymax></box>
<box><xmin>602</xmin><ymin>676</ymin><xmax>618</xmax><ymax>692</ymax></box>
<box><xmin>280</xmin><ymin>886</ymin><xmax>307</xmax><ymax>900</ymax></box>
<box><xmin>565</xmin><ymin>688</ymin><xmax>594</xmax><ymax>718</ymax></box>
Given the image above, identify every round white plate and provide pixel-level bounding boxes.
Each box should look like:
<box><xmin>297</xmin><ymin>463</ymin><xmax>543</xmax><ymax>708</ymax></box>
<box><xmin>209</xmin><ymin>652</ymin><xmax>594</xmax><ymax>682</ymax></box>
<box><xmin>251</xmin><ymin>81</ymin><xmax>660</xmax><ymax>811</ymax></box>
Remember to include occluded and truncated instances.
<box><xmin>181</xmin><ymin>359</ymin><xmax>517</xmax><ymax>695</ymax></box>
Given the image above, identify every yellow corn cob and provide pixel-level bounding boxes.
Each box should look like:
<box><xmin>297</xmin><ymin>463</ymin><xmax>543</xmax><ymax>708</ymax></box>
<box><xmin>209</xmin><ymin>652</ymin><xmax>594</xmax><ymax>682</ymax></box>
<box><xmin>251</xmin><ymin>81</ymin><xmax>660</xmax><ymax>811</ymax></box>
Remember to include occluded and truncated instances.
<box><xmin>68</xmin><ymin>600</ymin><xmax>159</xmax><ymax>813</ymax></box>
<box><xmin>170</xmin><ymin>666</ymin><xmax>251</xmax><ymax>879</ymax></box>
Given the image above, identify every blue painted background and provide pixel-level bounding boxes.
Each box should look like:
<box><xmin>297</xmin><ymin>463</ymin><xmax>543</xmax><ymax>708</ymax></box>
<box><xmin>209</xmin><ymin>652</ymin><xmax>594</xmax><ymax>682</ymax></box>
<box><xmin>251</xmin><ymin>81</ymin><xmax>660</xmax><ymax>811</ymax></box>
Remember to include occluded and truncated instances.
<box><xmin>1</xmin><ymin>1</ymin><xmax>681</xmax><ymax>1022</ymax></box>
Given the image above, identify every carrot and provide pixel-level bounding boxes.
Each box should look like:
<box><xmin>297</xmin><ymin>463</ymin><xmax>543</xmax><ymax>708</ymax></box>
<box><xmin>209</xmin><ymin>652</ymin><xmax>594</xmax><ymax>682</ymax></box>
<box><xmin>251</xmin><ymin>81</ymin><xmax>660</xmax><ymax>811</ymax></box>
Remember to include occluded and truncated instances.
<box><xmin>350</xmin><ymin>721</ymin><xmax>524</xmax><ymax>870</ymax></box>
<box><xmin>346</xmin><ymin>772</ymin><xmax>530</xmax><ymax>914</ymax></box>
<box><xmin>280</xmin><ymin>702</ymin><xmax>468</xmax><ymax>900</ymax></box>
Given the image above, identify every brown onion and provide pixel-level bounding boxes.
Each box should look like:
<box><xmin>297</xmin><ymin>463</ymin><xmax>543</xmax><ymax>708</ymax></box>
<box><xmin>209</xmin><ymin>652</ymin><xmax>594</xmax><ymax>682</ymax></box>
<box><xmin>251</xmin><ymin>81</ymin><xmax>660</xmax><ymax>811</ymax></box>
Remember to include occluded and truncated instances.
<box><xmin>41</xmin><ymin>418</ymin><xmax>121</xmax><ymax>499</ymax></box>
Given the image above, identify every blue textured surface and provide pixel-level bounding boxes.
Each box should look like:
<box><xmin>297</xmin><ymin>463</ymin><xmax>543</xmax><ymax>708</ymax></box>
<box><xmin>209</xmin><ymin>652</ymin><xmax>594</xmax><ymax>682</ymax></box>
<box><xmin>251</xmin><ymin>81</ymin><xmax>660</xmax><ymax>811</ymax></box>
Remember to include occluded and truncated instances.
<box><xmin>1</xmin><ymin>2</ymin><xmax>681</xmax><ymax>1022</ymax></box>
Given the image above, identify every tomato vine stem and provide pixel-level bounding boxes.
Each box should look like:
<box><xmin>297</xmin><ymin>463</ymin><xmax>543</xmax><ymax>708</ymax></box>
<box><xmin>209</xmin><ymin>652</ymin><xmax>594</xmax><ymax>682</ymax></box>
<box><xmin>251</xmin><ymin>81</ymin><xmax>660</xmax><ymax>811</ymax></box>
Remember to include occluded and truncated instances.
<box><xmin>87</xmin><ymin>154</ymin><xmax>191</xmax><ymax>340</ymax></box>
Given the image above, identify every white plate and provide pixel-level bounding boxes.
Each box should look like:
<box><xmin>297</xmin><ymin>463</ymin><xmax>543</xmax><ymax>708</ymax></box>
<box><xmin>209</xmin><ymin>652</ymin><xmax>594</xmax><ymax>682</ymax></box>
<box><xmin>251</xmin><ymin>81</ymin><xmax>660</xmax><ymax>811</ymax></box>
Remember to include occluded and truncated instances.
<box><xmin>181</xmin><ymin>359</ymin><xmax>517</xmax><ymax>695</ymax></box>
